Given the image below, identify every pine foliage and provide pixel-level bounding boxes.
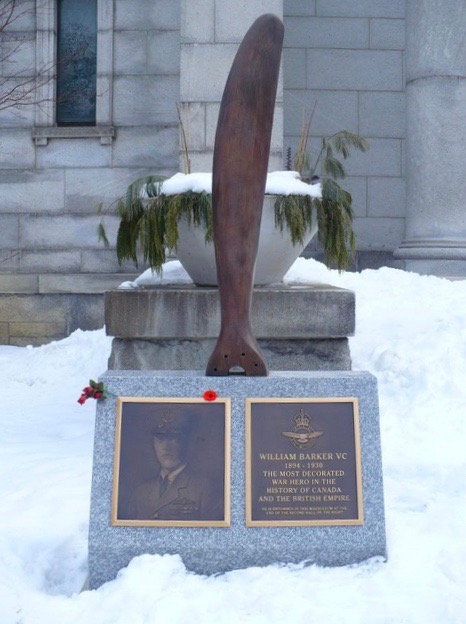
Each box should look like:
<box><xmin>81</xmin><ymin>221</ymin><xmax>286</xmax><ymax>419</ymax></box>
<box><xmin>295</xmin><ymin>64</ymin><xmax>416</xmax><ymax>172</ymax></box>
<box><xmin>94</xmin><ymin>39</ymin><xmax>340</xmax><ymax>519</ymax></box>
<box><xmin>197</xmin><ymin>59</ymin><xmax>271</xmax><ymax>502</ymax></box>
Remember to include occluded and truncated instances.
<box><xmin>106</xmin><ymin>174</ymin><xmax>359</xmax><ymax>273</ymax></box>
<box><xmin>273</xmin><ymin>180</ymin><xmax>355</xmax><ymax>270</ymax></box>
<box><xmin>103</xmin><ymin>126</ymin><xmax>368</xmax><ymax>273</ymax></box>
<box><xmin>274</xmin><ymin>194</ymin><xmax>314</xmax><ymax>247</ymax></box>
<box><xmin>288</xmin><ymin>128</ymin><xmax>369</xmax><ymax>269</ymax></box>
<box><xmin>97</xmin><ymin>222</ymin><xmax>110</xmax><ymax>248</ymax></box>
<box><xmin>316</xmin><ymin>179</ymin><xmax>356</xmax><ymax>269</ymax></box>
<box><xmin>112</xmin><ymin>175</ymin><xmax>213</xmax><ymax>273</ymax></box>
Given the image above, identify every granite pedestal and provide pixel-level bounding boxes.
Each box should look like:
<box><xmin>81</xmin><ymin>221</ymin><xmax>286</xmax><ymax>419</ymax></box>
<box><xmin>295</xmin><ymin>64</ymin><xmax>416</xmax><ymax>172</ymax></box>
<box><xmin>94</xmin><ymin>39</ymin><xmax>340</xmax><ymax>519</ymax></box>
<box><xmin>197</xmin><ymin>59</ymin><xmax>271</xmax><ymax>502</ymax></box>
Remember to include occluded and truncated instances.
<box><xmin>88</xmin><ymin>370</ymin><xmax>386</xmax><ymax>589</ymax></box>
<box><xmin>105</xmin><ymin>284</ymin><xmax>355</xmax><ymax>371</ymax></box>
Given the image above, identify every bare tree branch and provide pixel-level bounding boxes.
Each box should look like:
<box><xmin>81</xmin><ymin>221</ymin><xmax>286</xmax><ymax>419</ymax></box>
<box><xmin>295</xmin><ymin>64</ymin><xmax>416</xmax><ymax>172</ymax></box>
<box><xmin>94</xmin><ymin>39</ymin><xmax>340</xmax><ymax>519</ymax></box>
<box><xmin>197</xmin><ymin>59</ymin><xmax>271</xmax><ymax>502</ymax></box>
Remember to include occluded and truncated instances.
<box><xmin>0</xmin><ymin>0</ymin><xmax>55</xmax><ymax>113</ymax></box>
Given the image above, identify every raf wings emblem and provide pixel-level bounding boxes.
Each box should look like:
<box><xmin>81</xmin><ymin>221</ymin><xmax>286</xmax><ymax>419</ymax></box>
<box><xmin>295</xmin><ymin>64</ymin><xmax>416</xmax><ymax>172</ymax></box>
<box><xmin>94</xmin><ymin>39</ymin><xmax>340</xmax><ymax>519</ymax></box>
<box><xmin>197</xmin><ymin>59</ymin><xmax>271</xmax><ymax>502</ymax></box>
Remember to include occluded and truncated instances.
<box><xmin>282</xmin><ymin>409</ymin><xmax>323</xmax><ymax>449</ymax></box>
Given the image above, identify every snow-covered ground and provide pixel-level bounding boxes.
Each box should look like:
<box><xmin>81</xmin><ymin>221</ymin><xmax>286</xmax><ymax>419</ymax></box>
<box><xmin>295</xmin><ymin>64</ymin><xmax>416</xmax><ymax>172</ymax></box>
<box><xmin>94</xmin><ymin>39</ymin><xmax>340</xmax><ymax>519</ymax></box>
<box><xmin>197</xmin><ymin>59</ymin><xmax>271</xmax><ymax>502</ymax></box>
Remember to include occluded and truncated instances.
<box><xmin>1</xmin><ymin>259</ymin><xmax>465</xmax><ymax>623</ymax></box>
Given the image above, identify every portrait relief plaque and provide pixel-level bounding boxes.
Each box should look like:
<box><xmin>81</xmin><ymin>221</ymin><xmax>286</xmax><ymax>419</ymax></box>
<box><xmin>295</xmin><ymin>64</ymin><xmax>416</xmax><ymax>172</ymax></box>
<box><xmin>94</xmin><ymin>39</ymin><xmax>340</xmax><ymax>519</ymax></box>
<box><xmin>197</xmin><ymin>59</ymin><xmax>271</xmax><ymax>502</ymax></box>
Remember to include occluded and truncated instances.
<box><xmin>246</xmin><ymin>398</ymin><xmax>363</xmax><ymax>527</ymax></box>
<box><xmin>112</xmin><ymin>398</ymin><xmax>231</xmax><ymax>527</ymax></box>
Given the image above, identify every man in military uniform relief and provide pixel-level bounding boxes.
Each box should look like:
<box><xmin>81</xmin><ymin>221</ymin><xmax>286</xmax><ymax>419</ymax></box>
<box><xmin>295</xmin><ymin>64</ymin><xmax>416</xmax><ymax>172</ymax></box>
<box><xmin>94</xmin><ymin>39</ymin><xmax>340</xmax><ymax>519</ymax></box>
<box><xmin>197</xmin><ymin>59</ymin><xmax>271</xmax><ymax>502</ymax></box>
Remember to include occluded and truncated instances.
<box><xmin>128</xmin><ymin>411</ymin><xmax>223</xmax><ymax>521</ymax></box>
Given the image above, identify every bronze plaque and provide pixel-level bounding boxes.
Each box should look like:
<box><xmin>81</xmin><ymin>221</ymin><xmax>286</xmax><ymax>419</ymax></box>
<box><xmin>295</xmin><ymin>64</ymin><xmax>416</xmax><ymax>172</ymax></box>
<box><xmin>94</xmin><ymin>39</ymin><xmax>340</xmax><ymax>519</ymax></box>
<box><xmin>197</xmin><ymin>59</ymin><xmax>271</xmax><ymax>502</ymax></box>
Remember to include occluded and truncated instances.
<box><xmin>246</xmin><ymin>398</ymin><xmax>363</xmax><ymax>527</ymax></box>
<box><xmin>112</xmin><ymin>398</ymin><xmax>231</xmax><ymax>528</ymax></box>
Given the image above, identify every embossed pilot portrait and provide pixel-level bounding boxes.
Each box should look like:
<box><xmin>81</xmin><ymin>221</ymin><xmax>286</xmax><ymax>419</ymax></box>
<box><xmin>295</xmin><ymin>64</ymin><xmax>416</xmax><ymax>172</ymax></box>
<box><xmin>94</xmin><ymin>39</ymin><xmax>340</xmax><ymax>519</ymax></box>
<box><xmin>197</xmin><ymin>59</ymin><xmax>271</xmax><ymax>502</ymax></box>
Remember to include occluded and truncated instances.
<box><xmin>112</xmin><ymin>398</ymin><xmax>230</xmax><ymax>527</ymax></box>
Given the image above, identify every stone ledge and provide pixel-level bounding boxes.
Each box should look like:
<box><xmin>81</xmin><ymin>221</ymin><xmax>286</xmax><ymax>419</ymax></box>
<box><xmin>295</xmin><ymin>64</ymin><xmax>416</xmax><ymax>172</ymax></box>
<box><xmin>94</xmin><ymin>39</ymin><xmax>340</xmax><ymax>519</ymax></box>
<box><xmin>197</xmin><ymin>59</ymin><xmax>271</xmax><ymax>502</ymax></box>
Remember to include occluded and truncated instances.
<box><xmin>105</xmin><ymin>284</ymin><xmax>355</xmax><ymax>339</ymax></box>
<box><xmin>8</xmin><ymin>321</ymin><xmax>66</xmax><ymax>338</ymax></box>
<box><xmin>9</xmin><ymin>336</ymin><xmax>58</xmax><ymax>347</ymax></box>
<box><xmin>39</xmin><ymin>274</ymin><xmax>138</xmax><ymax>294</ymax></box>
<box><xmin>0</xmin><ymin>273</ymin><xmax>140</xmax><ymax>295</ymax></box>
<box><xmin>109</xmin><ymin>337</ymin><xmax>351</xmax><ymax>372</ymax></box>
<box><xmin>0</xmin><ymin>274</ymin><xmax>38</xmax><ymax>294</ymax></box>
<box><xmin>32</xmin><ymin>125</ymin><xmax>116</xmax><ymax>146</ymax></box>
<box><xmin>394</xmin><ymin>240</ymin><xmax>466</xmax><ymax>260</ymax></box>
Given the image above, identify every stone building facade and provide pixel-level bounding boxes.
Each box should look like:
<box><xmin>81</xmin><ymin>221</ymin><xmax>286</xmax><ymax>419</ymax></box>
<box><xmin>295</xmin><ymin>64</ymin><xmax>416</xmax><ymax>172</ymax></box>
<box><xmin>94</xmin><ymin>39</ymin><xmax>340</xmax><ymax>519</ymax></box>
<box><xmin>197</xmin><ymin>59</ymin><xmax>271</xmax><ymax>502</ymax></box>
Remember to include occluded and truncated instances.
<box><xmin>0</xmin><ymin>0</ymin><xmax>464</xmax><ymax>345</ymax></box>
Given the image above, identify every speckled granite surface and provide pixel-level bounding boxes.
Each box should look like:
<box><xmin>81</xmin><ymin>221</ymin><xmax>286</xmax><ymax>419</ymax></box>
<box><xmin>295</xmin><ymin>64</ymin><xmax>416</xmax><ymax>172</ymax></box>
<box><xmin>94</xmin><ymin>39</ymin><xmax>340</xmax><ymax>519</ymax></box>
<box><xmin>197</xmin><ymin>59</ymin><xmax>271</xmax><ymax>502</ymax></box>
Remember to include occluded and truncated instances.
<box><xmin>88</xmin><ymin>371</ymin><xmax>386</xmax><ymax>589</ymax></box>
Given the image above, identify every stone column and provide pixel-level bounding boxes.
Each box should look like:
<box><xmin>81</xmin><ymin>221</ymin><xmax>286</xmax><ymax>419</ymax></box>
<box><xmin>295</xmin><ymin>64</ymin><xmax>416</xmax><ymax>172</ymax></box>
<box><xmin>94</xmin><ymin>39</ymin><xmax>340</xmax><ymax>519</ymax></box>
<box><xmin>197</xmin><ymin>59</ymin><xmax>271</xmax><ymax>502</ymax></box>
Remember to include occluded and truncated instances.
<box><xmin>394</xmin><ymin>0</ymin><xmax>466</xmax><ymax>277</ymax></box>
<box><xmin>179</xmin><ymin>0</ymin><xmax>283</xmax><ymax>173</ymax></box>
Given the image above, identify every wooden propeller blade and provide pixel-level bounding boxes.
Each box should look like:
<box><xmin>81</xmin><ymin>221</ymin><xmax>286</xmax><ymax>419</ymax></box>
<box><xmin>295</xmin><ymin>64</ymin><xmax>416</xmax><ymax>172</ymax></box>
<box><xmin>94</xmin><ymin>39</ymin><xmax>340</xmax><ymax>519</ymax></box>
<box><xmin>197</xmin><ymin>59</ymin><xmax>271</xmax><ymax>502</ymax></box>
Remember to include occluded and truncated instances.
<box><xmin>205</xmin><ymin>14</ymin><xmax>284</xmax><ymax>376</ymax></box>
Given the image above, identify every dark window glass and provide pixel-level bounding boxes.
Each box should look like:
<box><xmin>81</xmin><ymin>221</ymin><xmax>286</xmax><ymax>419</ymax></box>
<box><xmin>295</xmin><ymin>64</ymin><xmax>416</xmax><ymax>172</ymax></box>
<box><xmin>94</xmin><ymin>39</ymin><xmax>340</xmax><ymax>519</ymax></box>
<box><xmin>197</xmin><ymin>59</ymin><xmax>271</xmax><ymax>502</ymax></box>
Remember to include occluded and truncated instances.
<box><xmin>56</xmin><ymin>0</ymin><xmax>97</xmax><ymax>125</ymax></box>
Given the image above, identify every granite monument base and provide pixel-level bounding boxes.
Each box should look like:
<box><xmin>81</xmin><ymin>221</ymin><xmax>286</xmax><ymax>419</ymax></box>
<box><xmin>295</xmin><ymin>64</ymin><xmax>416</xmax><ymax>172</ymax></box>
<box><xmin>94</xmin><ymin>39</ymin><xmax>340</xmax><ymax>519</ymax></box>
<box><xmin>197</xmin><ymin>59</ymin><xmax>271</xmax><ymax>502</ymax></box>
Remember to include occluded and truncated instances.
<box><xmin>88</xmin><ymin>370</ymin><xmax>386</xmax><ymax>589</ymax></box>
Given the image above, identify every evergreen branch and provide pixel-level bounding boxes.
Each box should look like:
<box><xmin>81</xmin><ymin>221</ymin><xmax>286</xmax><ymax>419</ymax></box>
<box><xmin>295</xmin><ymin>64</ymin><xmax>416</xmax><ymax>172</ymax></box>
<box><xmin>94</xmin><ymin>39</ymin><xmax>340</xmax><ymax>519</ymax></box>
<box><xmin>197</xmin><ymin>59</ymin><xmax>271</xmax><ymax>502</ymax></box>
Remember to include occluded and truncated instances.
<box><xmin>107</xmin><ymin>183</ymin><xmax>213</xmax><ymax>272</ymax></box>
<box><xmin>274</xmin><ymin>179</ymin><xmax>356</xmax><ymax>271</ymax></box>
<box><xmin>309</xmin><ymin>138</ymin><xmax>327</xmax><ymax>179</ymax></box>
<box><xmin>323</xmin><ymin>156</ymin><xmax>346</xmax><ymax>179</ymax></box>
<box><xmin>334</xmin><ymin>130</ymin><xmax>369</xmax><ymax>153</ymax></box>
<box><xmin>97</xmin><ymin>223</ymin><xmax>110</xmax><ymax>248</ymax></box>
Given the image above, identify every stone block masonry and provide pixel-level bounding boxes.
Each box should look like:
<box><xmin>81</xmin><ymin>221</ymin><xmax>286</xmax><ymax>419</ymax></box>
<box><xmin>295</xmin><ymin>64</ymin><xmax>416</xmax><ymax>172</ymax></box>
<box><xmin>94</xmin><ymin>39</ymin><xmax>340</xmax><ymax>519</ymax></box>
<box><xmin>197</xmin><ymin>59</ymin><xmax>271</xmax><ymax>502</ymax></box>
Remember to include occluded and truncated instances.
<box><xmin>0</xmin><ymin>0</ymin><xmax>182</xmax><ymax>343</ymax></box>
<box><xmin>10</xmin><ymin>0</ymin><xmax>458</xmax><ymax>344</ymax></box>
<box><xmin>315</xmin><ymin>0</ymin><xmax>404</xmax><ymax>18</ymax></box>
<box><xmin>283</xmin><ymin>1</ymin><xmax>406</xmax><ymax>259</ymax></box>
<box><xmin>0</xmin><ymin>275</ymin><xmax>139</xmax><ymax>346</ymax></box>
<box><xmin>105</xmin><ymin>284</ymin><xmax>355</xmax><ymax>372</ymax></box>
<box><xmin>0</xmin><ymin>293</ymin><xmax>102</xmax><ymax>346</ymax></box>
<box><xmin>105</xmin><ymin>285</ymin><xmax>355</xmax><ymax>339</ymax></box>
<box><xmin>179</xmin><ymin>0</ymin><xmax>284</xmax><ymax>176</ymax></box>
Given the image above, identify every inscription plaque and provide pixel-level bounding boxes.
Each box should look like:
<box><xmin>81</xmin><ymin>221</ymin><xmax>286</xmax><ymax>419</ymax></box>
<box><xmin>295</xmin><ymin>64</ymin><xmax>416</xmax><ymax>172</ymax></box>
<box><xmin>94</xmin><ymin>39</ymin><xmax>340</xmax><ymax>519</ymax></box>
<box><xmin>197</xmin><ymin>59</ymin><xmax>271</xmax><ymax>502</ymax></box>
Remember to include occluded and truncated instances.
<box><xmin>112</xmin><ymin>398</ymin><xmax>231</xmax><ymax>528</ymax></box>
<box><xmin>246</xmin><ymin>398</ymin><xmax>363</xmax><ymax>526</ymax></box>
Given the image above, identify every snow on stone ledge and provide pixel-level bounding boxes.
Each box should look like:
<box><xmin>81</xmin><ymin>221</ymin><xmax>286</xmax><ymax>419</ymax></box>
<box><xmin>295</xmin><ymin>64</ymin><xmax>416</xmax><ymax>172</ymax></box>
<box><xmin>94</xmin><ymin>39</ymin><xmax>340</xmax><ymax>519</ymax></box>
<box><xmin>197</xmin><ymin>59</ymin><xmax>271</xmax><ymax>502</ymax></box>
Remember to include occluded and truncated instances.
<box><xmin>118</xmin><ymin>261</ymin><xmax>192</xmax><ymax>289</ymax></box>
<box><xmin>157</xmin><ymin>171</ymin><xmax>322</xmax><ymax>199</ymax></box>
<box><xmin>118</xmin><ymin>257</ymin><xmax>327</xmax><ymax>290</ymax></box>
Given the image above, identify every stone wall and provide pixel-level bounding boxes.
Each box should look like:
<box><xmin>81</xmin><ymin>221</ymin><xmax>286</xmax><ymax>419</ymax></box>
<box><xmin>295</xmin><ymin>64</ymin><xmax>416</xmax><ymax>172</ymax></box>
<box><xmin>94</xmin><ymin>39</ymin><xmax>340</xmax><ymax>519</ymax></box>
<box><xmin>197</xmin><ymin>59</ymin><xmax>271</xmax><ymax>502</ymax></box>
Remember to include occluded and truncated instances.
<box><xmin>179</xmin><ymin>0</ymin><xmax>284</xmax><ymax>173</ymax></box>
<box><xmin>0</xmin><ymin>0</ymin><xmax>181</xmax><ymax>345</ymax></box>
<box><xmin>283</xmin><ymin>0</ymin><xmax>406</xmax><ymax>263</ymax></box>
<box><xmin>0</xmin><ymin>0</ymin><xmax>414</xmax><ymax>346</ymax></box>
<box><xmin>0</xmin><ymin>293</ymin><xmax>104</xmax><ymax>346</ymax></box>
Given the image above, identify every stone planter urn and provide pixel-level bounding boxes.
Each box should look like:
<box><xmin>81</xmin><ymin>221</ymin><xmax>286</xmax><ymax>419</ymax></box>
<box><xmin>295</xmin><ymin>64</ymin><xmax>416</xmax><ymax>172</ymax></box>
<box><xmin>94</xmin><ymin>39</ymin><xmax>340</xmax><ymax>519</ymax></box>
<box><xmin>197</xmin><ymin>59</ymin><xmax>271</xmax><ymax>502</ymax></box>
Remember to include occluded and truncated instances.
<box><xmin>176</xmin><ymin>196</ymin><xmax>318</xmax><ymax>286</ymax></box>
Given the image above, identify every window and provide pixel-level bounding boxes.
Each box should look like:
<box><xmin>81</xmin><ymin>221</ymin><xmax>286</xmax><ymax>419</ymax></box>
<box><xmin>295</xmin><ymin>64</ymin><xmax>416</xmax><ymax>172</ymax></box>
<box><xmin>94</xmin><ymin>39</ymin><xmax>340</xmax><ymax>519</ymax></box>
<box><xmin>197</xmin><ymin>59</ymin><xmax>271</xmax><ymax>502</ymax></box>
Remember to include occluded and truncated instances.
<box><xmin>56</xmin><ymin>0</ymin><xmax>97</xmax><ymax>125</ymax></box>
<box><xmin>33</xmin><ymin>0</ymin><xmax>114</xmax><ymax>145</ymax></box>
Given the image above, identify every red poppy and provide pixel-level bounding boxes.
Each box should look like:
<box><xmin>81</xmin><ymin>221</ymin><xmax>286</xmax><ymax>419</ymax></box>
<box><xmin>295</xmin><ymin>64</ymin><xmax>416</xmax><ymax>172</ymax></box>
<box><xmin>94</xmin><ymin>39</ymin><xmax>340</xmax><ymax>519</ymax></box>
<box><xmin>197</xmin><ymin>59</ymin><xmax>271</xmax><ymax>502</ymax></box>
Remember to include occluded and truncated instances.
<box><xmin>203</xmin><ymin>390</ymin><xmax>217</xmax><ymax>402</ymax></box>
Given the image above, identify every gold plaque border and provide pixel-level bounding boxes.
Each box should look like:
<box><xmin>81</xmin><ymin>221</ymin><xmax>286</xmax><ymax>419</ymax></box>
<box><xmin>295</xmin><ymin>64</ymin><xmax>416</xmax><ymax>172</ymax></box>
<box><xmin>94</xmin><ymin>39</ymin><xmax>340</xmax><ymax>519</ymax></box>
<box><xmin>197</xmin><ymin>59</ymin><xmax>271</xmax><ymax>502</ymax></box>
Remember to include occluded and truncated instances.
<box><xmin>245</xmin><ymin>397</ymin><xmax>364</xmax><ymax>528</ymax></box>
<box><xmin>111</xmin><ymin>397</ymin><xmax>231</xmax><ymax>528</ymax></box>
